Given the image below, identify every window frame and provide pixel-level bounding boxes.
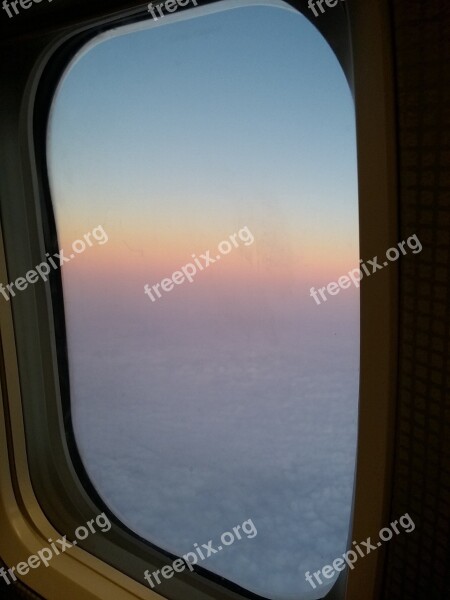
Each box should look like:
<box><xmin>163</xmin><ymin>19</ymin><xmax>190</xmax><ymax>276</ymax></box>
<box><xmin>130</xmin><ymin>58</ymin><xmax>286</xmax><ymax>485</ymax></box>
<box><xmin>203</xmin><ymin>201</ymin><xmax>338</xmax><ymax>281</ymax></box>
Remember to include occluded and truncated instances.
<box><xmin>0</xmin><ymin>1</ymin><xmax>397</xmax><ymax>599</ymax></box>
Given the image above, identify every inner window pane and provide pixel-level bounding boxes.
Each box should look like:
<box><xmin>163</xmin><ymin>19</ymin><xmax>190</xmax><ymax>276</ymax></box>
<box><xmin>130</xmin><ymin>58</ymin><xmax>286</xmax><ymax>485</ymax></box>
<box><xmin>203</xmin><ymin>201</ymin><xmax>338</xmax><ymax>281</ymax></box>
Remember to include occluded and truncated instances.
<box><xmin>47</xmin><ymin>4</ymin><xmax>359</xmax><ymax>599</ymax></box>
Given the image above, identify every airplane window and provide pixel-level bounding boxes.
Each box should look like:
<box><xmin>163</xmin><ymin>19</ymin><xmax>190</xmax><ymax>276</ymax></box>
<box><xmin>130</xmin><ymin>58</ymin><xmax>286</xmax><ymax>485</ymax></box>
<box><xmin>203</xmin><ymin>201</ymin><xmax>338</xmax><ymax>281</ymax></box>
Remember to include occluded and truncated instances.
<box><xmin>47</xmin><ymin>4</ymin><xmax>359</xmax><ymax>599</ymax></box>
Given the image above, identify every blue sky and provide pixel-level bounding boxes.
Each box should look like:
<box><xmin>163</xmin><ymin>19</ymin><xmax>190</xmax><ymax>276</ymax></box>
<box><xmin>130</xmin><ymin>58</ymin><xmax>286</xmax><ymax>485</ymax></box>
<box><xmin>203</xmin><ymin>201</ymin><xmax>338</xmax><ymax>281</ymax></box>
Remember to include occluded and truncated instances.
<box><xmin>49</xmin><ymin>3</ymin><xmax>357</xmax><ymax>241</ymax></box>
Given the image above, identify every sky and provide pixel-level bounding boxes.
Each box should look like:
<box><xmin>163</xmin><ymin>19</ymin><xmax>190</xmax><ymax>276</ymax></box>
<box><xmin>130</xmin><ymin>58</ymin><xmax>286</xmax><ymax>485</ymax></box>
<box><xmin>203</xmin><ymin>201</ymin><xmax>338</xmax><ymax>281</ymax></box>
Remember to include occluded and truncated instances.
<box><xmin>47</xmin><ymin>3</ymin><xmax>359</xmax><ymax>599</ymax></box>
